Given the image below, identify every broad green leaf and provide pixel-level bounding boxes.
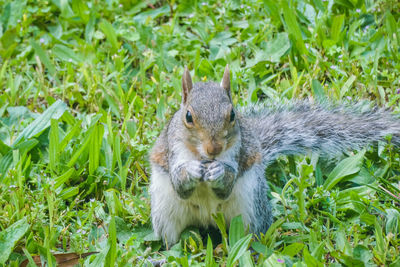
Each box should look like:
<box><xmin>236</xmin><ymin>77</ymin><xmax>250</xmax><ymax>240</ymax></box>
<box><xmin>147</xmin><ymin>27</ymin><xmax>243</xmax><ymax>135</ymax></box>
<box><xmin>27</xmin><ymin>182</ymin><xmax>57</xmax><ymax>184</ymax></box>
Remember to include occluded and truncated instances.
<box><xmin>6</xmin><ymin>106</ymin><xmax>31</xmax><ymax>121</ymax></box>
<box><xmin>114</xmin><ymin>134</ymin><xmax>122</xmax><ymax>182</ymax></box>
<box><xmin>22</xmin><ymin>247</ymin><xmax>37</xmax><ymax>267</ymax></box>
<box><xmin>334</xmin><ymin>0</ymin><xmax>354</xmax><ymax>8</ymax></box>
<box><xmin>263</xmin><ymin>253</ymin><xmax>285</xmax><ymax>267</ymax></box>
<box><xmin>59</xmin><ymin>119</ymin><xmax>82</xmax><ymax>152</ymax></box>
<box><xmin>263</xmin><ymin>0</ymin><xmax>280</xmax><ymax>25</ymax></box>
<box><xmin>71</xmin><ymin>0</ymin><xmax>89</xmax><ymax>22</ymax></box>
<box><xmin>331</xmin><ymin>14</ymin><xmax>345</xmax><ymax>43</ymax></box>
<box><xmin>239</xmin><ymin>250</ymin><xmax>254</xmax><ymax>266</ymax></box>
<box><xmin>385</xmin><ymin>209</ymin><xmax>400</xmax><ymax>235</ymax></box>
<box><xmin>229</xmin><ymin>215</ymin><xmax>245</xmax><ymax>247</ymax></box>
<box><xmin>13</xmin><ymin>139</ymin><xmax>38</xmax><ymax>154</ymax></box>
<box><xmin>1</xmin><ymin>3</ymin><xmax>11</xmax><ymax>32</ymax></box>
<box><xmin>311</xmin><ymin>79</ymin><xmax>326</xmax><ymax>103</ymax></box>
<box><xmin>205</xmin><ymin>236</ymin><xmax>214</xmax><ymax>267</ymax></box>
<box><xmin>282</xmin><ymin>242</ymin><xmax>304</xmax><ymax>257</ymax></box>
<box><xmin>2</xmin><ymin>0</ymin><xmax>26</xmax><ymax>30</ymax></box>
<box><xmin>340</xmin><ymin>75</ymin><xmax>356</xmax><ymax>98</ymax></box>
<box><xmin>0</xmin><ymin>217</ymin><xmax>30</xmax><ymax>264</ymax></box>
<box><xmin>59</xmin><ymin>186</ymin><xmax>79</xmax><ymax>200</ymax></box>
<box><xmin>0</xmin><ymin>151</ymin><xmax>12</xmax><ymax>179</ymax></box>
<box><xmin>0</xmin><ymin>139</ymin><xmax>38</xmax><ymax>177</ymax></box>
<box><xmin>0</xmin><ymin>60</ymin><xmax>8</xmax><ymax>90</ymax></box>
<box><xmin>13</xmin><ymin>100</ymin><xmax>67</xmax><ymax>145</ymax></box>
<box><xmin>374</xmin><ymin>219</ymin><xmax>385</xmax><ymax>257</ymax></box>
<box><xmin>226</xmin><ymin>234</ymin><xmax>252</xmax><ymax>267</ymax></box>
<box><xmin>86</xmin><ymin>243</ymin><xmax>109</xmax><ymax>267</ymax></box>
<box><xmin>133</xmin><ymin>5</ymin><xmax>169</xmax><ymax>24</ymax></box>
<box><xmin>58</xmin><ymin>0</ymin><xmax>74</xmax><ymax>17</ymax></box>
<box><xmin>106</xmin><ymin>216</ymin><xmax>117</xmax><ymax>266</ymax></box>
<box><xmin>67</xmin><ymin>115</ymin><xmax>101</xmax><ymax>168</ymax></box>
<box><xmin>346</xmin><ymin>166</ymin><xmax>375</xmax><ymax>185</ymax></box>
<box><xmin>246</xmin><ymin>33</ymin><xmax>290</xmax><ymax>67</ymax></box>
<box><xmin>52</xmin><ymin>44</ymin><xmax>83</xmax><ymax>64</ymax></box>
<box><xmin>197</xmin><ymin>59</ymin><xmax>214</xmax><ymax>77</ymax></box>
<box><xmin>30</xmin><ymin>40</ymin><xmax>57</xmax><ymax>78</ymax></box>
<box><xmin>85</xmin><ymin>7</ymin><xmax>96</xmax><ymax>43</ymax></box>
<box><xmin>335</xmin><ymin>228</ymin><xmax>349</xmax><ymax>253</ymax></box>
<box><xmin>104</xmin><ymin>190</ymin><xmax>123</xmax><ymax>216</ymax></box>
<box><xmin>143</xmin><ymin>231</ymin><xmax>161</xmax><ymax>242</ymax></box>
<box><xmin>89</xmin><ymin>123</ymin><xmax>104</xmax><ymax>175</ymax></box>
<box><xmin>99</xmin><ymin>19</ymin><xmax>120</xmax><ymax>52</ymax></box>
<box><xmin>54</xmin><ymin>168</ymin><xmax>74</xmax><ymax>189</ymax></box>
<box><xmin>280</xmin><ymin>0</ymin><xmax>307</xmax><ymax>57</ymax></box>
<box><xmin>389</xmin><ymin>258</ymin><xmax>400</xmax><ymax>267</ymax></box>
<box><xmin>311</xmin><ymin>0</ymin><xmax>325</xmax><ymax>11</ymax></box>
<box><xmin>212</xmin><ymin>213</ymin><xmax>227</xmax><ymax>239</ymax></box>
<box><xmin>114</xmin><ymin>217</ymin><xmax>133</xmax><ymax>245</ymax></box>
<box><xmin>176</xmin><ymin>255</ymin><xmax>189</xmax><ymax>267</ymax></box>
<box><xmin>263</xmin><ymin>218</ymin><xmax>285</xmax><ymax>241</ymax></box>
<box><xmin>263</xmin><ymin>32</ymin><xmax>290</xmax><ymax>62</ymax></box>
<box><xmin>353</xmin><ymin>245</ymin><xmax>373</xmax><ymax>265</ymax></box>
<box><xmin>311</xmin><ymin>240</ymin><xmax>325</xmax><ymax>261</ymax></box>
<box><xmin>323</xmin><ymin>150</ymin><xmax>365</xmax><ymax>191</ymax></box>
<box><xmin>386</xmin><ymin>12</ymin><xmax>399</xmax><ymax>46</ymax></box>
<box><xmin>209</xmin><ymin>31</ymin><xmax>237</xmax><ymax>47</ymax></box>
<box><xmin>303</xmin><ymin>247</ymin><xmax>322</xmax><ymax>267</ymax></box>
<box><xmin>49</xmin><ymin>119</ymin><xmax>59</xmax><ymax>172</ymax></box>
<box><xmin>251</xmin><ymin>242</ymin><xmax>266</xmax><ymax>254</ymax></box>
<box><xmin>209</xmin><ymin>31</ymin><xmax>237</xmax><ymax>60</ymax></box>
<box><xmin>0</xmin><ymin>139</ymin><xmax>10</xmax><ymax>155</ymax></box>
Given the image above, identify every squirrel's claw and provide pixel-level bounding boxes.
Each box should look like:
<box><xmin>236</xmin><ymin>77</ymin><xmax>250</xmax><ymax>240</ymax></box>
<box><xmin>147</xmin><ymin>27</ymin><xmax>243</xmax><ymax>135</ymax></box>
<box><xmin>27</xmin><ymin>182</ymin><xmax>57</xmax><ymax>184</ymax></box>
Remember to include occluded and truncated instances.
<box><xmin>185</xmin><ymin>160</ymin><xmax>204</xmax><ymax>180</ymax></box>
<box><xmin>204</xmin><ymin>161</ymin><xmax>225</xmax><ymax>183</ymax></box>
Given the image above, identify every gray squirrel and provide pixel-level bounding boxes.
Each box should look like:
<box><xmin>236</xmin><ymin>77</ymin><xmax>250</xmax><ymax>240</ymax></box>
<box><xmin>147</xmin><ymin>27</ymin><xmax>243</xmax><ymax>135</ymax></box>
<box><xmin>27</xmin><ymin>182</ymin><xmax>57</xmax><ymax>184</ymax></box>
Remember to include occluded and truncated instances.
<box><xmin>149</xmin><ymin>65</ymin><xmax>400</xmax><ymax>245</ymax></box>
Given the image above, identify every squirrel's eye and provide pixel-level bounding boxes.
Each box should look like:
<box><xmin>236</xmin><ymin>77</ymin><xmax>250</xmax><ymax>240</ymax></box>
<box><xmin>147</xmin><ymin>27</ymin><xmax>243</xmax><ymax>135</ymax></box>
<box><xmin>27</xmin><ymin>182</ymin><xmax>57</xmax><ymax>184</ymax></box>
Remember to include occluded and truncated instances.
<box><xmin>230</xmin><ymin>109</ymin><xmax>235</xmax><ymax>122</ymax></box>
<box><xmin>186</xmin><ymin>110</ymin><xmax>193</xmax><ymax>123</ymax></box>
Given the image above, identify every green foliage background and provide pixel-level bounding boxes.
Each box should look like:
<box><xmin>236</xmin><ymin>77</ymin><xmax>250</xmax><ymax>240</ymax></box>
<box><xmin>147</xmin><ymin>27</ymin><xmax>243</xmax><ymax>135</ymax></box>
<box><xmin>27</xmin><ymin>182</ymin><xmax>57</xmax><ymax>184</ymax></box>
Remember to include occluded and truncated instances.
<box><xmin>0</xmin><ymin>0</ymin><xmax>400</xmax><ymax>266</ymax></box>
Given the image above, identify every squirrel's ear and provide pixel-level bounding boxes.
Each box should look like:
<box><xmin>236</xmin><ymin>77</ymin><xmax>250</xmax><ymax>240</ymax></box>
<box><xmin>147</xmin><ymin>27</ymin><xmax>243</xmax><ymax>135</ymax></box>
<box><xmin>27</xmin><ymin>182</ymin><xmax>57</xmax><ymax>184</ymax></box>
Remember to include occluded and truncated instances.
<box><xmin>182</xmin><ymin>66</ymin><xmax>193</xmax><ymax>104</ymax></box>
<box><xmin>220</xmin><ymin>64</ymin><xmax>230</xmax><ymax>95</ymax></box>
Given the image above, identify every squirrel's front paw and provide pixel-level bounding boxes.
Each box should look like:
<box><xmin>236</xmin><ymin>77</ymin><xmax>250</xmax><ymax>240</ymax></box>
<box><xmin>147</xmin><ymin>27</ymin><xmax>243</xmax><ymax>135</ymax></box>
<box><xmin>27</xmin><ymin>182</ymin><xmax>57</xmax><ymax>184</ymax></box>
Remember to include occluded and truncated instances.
<box><xmin>171</xmin><ymin>160</ymin><xmax>205</xmax><ymax>199</ymax></box>
<box><xmin>184</xmin><ymin>160</ymin><xmax>205</xmax><ymax>180</ymax></box>
<box><xmin>204</xmin><ymin>161</ymin><xmax>225</xmax><ymax>186</ymax></box>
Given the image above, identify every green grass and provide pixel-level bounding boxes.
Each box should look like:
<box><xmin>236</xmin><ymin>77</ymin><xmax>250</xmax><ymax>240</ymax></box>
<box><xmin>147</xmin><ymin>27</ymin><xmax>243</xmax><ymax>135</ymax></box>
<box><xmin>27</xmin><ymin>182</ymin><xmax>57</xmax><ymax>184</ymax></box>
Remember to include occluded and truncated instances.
<box><xmin>1</xmin><ymin>0</ymin><xmax>400</xmax><ymax>266</ymax></box>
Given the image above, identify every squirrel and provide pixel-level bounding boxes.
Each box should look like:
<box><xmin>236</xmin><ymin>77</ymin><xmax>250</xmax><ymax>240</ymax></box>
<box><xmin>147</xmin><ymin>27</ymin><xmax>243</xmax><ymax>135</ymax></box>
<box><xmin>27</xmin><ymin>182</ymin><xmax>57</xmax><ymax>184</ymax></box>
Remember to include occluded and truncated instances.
<box><xmin>149</xmin><ymin>65</ymin><xmax>400</xmax><ymax>245</ymax></box>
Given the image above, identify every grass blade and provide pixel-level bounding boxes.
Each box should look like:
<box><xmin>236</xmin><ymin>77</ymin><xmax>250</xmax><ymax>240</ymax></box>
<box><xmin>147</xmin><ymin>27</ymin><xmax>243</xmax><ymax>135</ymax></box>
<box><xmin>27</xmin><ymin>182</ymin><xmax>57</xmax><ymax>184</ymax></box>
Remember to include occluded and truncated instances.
<box><xmin>226</xmin><ymin>234</ymin><xmax>252</xmax><ymax>267</ymax></box>
<box><xmin>49</xmin><ymin>119</ymin><xmax>59</xmax><ymax>173</ymax></box>
<box><xmin>280</xmin><ymin>0</ymin><xmax>307</xmax><ymax>58</ymax></box>
<box><xmin>30</xmin><ymin>40</ymin><xmax>57</xmax><ymax>78</ymax></box>
<box><xmin>13</xmin><ymin>100</ymin><xmax>67</xmax><ymax>145</ymax></box>
<box><xmin>229</xmin><ymin>215</ymin><xmax>245</xmax><ymax>247</ymax></box>
<box><xmin>323</xmin><ymin>150</ymin><xmax>365</xmax><ymax>191</ymax></box>
<box><xmin>205</xmin><ymin>236</ymin><xmax>214</xmax><ymax>267</ymax></box>
<box><xmin>106</xmin><ymin>216</ymin><xmax>117</xmax><ymax>266</ymax></box>
<box><xmin>89</xmin><ymin>123</ymin><xmax>104</xmax><ymax>175</ymax></box>
<box><xmin>312</xmin><ymin>79</ymin><xmax>326</xmax><ymax>103</ymax></box>
<box><xmin>99</xmin><ymin>19</ymin><xmax>120</xmax><ymax>52</ymax></box>
<box><xmin>0</xmin><ymin>217</ymin><xmax>30</xmax><ymax>264</ymax></box>
<box><xmin>331</xmin><ymin>14</ymin><xmax>345</xmax><ymax>44</ymax></box>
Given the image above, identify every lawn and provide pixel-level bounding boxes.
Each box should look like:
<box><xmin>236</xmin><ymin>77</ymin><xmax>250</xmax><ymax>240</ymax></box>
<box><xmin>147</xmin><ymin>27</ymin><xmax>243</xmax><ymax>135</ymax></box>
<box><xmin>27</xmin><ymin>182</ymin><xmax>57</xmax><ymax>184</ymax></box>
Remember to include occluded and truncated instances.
<box><xmin>0</xmin><ymin>0</ymin><xmax>400</xmax><ymax>266</ymax></box>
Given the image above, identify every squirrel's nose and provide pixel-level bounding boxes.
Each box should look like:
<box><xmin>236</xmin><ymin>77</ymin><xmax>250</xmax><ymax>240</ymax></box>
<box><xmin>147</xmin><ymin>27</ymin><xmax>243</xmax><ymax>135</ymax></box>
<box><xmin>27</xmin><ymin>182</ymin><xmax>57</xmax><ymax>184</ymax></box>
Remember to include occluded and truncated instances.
<box><xmin>205</xmin><ymin>142</ymin><xmax>222</xmax><ymax>157</ymax></box>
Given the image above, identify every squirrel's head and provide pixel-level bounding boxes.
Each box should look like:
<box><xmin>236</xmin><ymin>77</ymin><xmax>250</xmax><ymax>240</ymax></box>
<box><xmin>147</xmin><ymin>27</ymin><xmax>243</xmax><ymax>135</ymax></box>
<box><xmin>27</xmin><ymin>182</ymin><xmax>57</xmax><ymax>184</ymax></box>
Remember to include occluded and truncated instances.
<box><xmin>180</xmin><ymin>65</ymin><xmax>240</xmax><ymax>160</ymax></box>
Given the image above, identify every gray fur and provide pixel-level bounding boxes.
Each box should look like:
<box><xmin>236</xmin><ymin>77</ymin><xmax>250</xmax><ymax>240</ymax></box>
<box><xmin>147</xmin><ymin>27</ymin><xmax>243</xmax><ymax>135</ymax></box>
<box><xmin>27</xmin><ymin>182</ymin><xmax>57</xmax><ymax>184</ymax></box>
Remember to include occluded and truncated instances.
<box><xmin>188</xmin><ymin>82</ymin><xmax>233</xmax><ymax>134</ymax></box>
<box><xmin>241</xmin><ymin>101</ymin><xmax>400</xmax><ymax>165</ymax></box>
<box><xmin>150</xmin><ymin>72</ymin><xmax>400</xmax><ymax>245</ymax></box>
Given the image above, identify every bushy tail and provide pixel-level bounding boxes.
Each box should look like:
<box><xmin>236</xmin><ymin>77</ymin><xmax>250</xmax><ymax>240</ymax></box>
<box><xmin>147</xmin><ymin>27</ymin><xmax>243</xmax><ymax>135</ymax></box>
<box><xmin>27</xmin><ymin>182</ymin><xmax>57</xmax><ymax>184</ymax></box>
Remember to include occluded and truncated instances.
<box><xmin>242</xmin><ymin>101</ymin><xmax>400</xmax><ymax>165</ymax></box>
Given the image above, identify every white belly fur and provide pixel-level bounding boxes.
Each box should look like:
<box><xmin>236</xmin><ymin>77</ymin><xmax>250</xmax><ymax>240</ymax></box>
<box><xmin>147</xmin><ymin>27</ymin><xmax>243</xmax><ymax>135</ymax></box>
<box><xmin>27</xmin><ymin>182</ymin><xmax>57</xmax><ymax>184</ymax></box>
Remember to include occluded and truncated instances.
<box><xmin>150</xmin><ymin>165</ymin><xmax>259</xmax><ymax>244</ymax></box>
